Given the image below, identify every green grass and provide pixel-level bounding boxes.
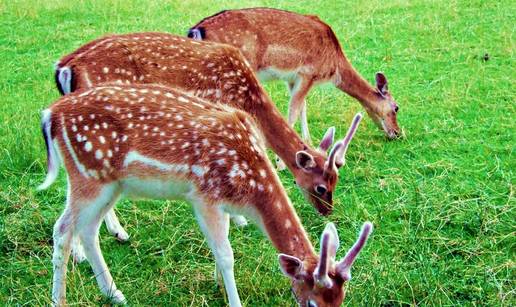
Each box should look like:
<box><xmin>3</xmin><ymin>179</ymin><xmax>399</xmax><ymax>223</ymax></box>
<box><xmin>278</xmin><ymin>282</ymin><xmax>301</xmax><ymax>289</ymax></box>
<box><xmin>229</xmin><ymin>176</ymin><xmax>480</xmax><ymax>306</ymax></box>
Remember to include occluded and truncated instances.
<box><xmin>0</xmin><ymin>0</ymin><xmax>514</xmax><ymax>305</ymax></box>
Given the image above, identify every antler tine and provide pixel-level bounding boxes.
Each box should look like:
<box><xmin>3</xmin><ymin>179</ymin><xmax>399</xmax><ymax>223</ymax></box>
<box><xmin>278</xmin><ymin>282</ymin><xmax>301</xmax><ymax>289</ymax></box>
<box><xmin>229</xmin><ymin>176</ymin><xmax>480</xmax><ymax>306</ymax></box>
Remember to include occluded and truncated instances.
<box><xmin>314</xmin><ymin>223</ymin><xmax>339</xmax><ymax>287</ymax></box>
<box><xmin>318</xmin><ymin>126</ymin><xmax>335</xmax><ymax>152</ymax></box>
<box><xmin>335</xmin><ymin>113</ymin><xmax>363</xmax><ymax>167</ymax></box>
<box><xmin>336</xmin><ymin>222</ymin><xmax>373</xmax><ymax>281</ymax></box>
<box><xmin>327</xmin><ymin>142</ymin><xmax>344</xmax><ymax>170</ymax></box>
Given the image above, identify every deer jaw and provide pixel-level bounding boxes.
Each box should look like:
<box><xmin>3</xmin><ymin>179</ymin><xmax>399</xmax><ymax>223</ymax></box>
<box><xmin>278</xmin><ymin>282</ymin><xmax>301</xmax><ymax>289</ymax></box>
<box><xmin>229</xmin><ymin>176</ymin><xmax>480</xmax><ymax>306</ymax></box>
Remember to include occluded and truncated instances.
<box><xmin>55</xmin><ymin>32</ymin><xmax>361</xmax><ymax>215</ymax></box>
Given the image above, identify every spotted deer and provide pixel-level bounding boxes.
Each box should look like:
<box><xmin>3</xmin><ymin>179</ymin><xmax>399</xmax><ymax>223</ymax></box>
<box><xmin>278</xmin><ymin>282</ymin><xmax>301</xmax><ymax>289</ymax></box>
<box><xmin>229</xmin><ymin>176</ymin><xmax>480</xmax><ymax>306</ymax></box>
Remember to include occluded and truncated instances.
<box><xmin>54</xmin><ymin>33</ymin><xmax>363</xmax><ymax>245</ymax></box>
<box><xmin>38</xmin><ymin>84</ymin><xmax>373</xmax><ymax>306</ymax></box>
<box><xmin>188</xmin><ymin>8</ymin><xmax>401</xmax><ymax>142</ymax></box>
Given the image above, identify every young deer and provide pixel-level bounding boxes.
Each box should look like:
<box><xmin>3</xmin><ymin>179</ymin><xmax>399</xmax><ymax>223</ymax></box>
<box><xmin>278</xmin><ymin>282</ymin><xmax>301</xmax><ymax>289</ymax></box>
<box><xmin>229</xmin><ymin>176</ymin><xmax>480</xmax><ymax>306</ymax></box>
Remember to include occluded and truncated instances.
<box><xmin>188</xmin><ymin>8</ymin><xmax>401</xmax><ymax>142</ymax></box>
<box><xmin>38</xmin><ymin>84</ymin><xmax>373</xmax><ymax>306</ymax></box>
<box><xmin>54</xmin><ymin>33</ymin><xmax>362</xmax><ymax>244</ymax></box>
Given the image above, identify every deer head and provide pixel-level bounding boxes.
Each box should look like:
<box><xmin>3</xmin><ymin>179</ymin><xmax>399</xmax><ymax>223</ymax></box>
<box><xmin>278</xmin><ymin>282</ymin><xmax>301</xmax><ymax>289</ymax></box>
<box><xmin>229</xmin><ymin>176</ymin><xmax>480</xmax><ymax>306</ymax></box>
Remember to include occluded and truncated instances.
<box><xmin>365</xmin><ymin>72</ymin><xmax>400</xmax><ymax>139</ymax></box>
<box><xmin>279</xmin><ymin>222</ymin><xmax>373</xmax><ymax>306</ymax></box>
<box><xmin>293</xmin><ymin>113</ymin><xmax>363</xmax><ymax>215</ymax></box>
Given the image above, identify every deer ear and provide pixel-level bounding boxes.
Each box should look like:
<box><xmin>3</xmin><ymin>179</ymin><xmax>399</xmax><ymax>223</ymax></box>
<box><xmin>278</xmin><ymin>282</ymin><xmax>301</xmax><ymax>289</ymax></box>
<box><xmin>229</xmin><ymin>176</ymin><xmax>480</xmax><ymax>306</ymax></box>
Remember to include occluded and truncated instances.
<box><xmin>375</xmin><ymin>72</ymin><xmax>388</xmax><ymax>95</ymax></box>
<box><xmin>278</xmin><ymin>254</ymin><xmax>304</xmax><ymax>279</ymax></box>
<box><xmin>318</xmin><ymin>126</ymin><xmax>335</xmax><ymax>152</ymax></box>
<box><xmin>296</xmin><ymin>151</ymin><xmax>316</xmax><ymax>170</ymax></box>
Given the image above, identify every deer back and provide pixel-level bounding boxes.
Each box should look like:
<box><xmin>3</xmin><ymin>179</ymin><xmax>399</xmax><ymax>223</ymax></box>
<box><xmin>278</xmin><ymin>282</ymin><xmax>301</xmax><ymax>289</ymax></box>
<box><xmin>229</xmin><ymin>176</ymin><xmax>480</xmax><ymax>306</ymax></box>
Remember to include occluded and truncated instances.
<box><xmin>48</xmin><ymin>83</ymin><xmax>276</xmax><ymax>206</ymax></box>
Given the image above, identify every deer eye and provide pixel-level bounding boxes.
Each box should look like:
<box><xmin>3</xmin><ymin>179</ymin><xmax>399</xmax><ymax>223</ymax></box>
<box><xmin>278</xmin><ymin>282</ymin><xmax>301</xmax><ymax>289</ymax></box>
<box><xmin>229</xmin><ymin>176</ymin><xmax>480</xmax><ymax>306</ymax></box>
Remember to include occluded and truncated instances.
<box><xmin>315</xmin><ymin>185</ymin><xmax>327</xmax><ymax>195</ymax></box>
<box><xmin>394</xmin><ymin>105</ymin><xmax>399</xmax><ymax>113</ymax></box>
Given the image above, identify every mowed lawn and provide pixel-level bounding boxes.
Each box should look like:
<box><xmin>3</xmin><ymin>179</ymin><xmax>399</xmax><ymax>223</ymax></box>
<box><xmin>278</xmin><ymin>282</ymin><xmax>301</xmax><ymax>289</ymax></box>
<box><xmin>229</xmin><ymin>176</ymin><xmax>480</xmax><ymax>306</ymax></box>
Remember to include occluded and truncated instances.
<box><xmin>0</xmin><ymin>0</ymin><xmax>514</xmax><ymax>306</ymax></box>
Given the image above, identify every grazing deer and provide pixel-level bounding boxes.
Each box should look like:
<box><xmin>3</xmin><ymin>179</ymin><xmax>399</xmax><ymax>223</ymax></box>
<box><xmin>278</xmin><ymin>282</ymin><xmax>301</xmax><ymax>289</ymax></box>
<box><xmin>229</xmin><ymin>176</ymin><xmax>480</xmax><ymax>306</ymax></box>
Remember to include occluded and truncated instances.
<box><xmin>54</xmin><ymin>33</ymin><xmax>363</xmax><ymax>247</ymax></box>
<box><xmin>188</xmin><ymin>8</ymin><xmax>401</xmax><ymax>142</ymax></box>
<box><xmin>38</xmin><ymin>84</ymin><xmax>373</xmax><ymax>306</ymax></box>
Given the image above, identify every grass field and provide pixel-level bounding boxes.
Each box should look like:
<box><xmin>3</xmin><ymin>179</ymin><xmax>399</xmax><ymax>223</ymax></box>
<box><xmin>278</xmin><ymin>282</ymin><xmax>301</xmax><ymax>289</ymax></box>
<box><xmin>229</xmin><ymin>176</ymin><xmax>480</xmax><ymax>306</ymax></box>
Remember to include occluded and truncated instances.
<box><xmin>0</xmin><ymin>0</ymin><xmax>514</xmax><ymax>306</ymax></box>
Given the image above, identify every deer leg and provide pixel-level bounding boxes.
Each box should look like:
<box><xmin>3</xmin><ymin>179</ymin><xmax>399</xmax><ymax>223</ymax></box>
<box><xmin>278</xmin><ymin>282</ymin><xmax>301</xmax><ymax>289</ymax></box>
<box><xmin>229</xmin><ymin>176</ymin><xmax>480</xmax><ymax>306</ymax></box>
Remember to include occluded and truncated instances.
<box><xmin>193</xmin><ymin>202</ymin><xmax>241</xmax><ymax>307</ymax></box>
<box><xmin>231</xmin><ymin>214</ymin><xmax>248</xmax><ymax>227</ymax></box>
<box><xmin>104</xmin><ymin>208</ymin><xmax>130</xmax><ymax>242</ymax></box>
<box><xmin>76</xmin><ymin>184</ymin><xmax>126</xmax><ymax>304</ymax></box>
<box><xmin>71</xmin><ymin>235</ymin><xmax>86</xmax><ymax>263</ymax></box>
<box><xmin>51</xmin><ymin>206</ymin><xmax>73</xmax><ymax>306</ymax></box>
<box><xmin>287</xmin><ymin>77</ymin><xmax>314</xmax><ymax>143</ymax></box>
<box><xmin>300</xmin><ymin>101</ymin><xmax>312</xmax><ymax>144</ymax></box>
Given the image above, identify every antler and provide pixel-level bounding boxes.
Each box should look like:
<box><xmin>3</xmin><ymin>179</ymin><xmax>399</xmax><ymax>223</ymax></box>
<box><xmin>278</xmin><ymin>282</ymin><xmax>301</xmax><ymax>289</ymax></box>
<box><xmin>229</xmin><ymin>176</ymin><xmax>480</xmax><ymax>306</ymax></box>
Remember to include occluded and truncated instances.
<box><xmin>336</xmin><ymin>222</ymin><xmax>373</xmax><ymax>281</ymax></box>
<box><xmin>318</xmin><ymin>126</ymin><xmax>335</xmax><ymax>151</ymax></box>
<box><xmin>314</xmin><ymin>223</ymin><xmax>339</xmax><ymax>287</ymax></box>
<box><xmin>327</xmin><ymin>113</ymin><xmax>362</xmax><ymax>169</ymax></box>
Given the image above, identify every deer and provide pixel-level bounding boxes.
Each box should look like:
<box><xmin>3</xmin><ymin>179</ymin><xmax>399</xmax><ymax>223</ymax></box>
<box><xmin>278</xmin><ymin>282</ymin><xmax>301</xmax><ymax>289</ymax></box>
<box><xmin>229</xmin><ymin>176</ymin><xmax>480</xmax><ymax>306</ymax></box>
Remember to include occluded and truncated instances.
<box><xmin>38</xmin><ymin>83</ymin><xmax>373</xmax><ymax>306</ymax></box>
<box><xmin>54</xmin><ymin>32</ymin><xmax>363</xmax><ymax>249</ymax></box>
<box><xmin>188</xmin><ymin>7</ymin><xmax>401</xmax><ymax>143</ymax></box>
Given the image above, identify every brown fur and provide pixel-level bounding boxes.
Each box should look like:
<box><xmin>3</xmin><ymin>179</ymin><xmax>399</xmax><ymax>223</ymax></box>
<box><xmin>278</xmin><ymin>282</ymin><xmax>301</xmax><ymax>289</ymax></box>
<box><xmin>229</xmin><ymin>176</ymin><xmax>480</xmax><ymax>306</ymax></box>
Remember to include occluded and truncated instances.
<box><xmin>56</xmin><ymin>32</ymin><xmax>344</xmax><ymax>214</ymax></box>
<box><xmin>44</xmin><ymin>84</ymin><xmax>370</xmax><ymax>306</ymax></box>
<box><xmin>190</xmin><ymin>8</ymin><xmax>401</xmax><ymax>138</ymax></box>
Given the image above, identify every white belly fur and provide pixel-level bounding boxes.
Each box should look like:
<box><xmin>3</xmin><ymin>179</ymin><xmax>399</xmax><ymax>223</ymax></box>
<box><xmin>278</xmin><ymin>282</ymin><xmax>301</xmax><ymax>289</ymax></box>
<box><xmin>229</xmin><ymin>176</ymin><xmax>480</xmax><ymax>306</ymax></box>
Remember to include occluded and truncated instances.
<box><xmin>121</xmin><ymin>177</ymin><xmax>193</xmax><ymax>200</ymax></box>
<box><xmin>257</xmin><ymin>67</ymin><xmax>298</xmax><ymax>83</ymax></box>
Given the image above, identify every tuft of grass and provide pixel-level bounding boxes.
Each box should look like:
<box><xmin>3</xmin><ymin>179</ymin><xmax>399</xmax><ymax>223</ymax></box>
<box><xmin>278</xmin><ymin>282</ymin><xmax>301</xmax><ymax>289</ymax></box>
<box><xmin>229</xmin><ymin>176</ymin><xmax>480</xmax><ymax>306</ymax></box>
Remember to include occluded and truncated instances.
<box><xmin>0</xmin><ymin>0</ymin><xmax>514</xmax><ymax>306</ymax></box>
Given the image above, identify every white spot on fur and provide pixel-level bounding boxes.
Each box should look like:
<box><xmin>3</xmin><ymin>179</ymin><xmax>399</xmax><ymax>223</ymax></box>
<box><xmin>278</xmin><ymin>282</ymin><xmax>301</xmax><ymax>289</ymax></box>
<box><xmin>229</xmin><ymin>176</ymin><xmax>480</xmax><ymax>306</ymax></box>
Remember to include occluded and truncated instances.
<box><xmin>191</xmin><ymin>165</ymin><xmax>208</xmax><ymax>177</ymax></box>
<box><xmin>95</xmin><ymin>149</ymin><xmax>104</xmax><ymax>160</ymax></box>
<box><xmin>285</xmin><ymin>219</ymin><xmax>292</xmax><ymax>229</ymax></box>
<box><xmin>84</xmin><ymin>141</ymin><xmax>93</xmax><ymax>152</ymax></box>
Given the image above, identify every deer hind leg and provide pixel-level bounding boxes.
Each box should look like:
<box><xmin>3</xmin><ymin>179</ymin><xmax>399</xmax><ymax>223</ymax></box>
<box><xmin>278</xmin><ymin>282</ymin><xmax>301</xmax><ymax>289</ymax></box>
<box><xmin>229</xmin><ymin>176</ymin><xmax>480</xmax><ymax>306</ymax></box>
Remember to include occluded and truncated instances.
<box><xmin>104</xmin><ymin>207</ymin><xmax>130</xmax><ymax>241</ymax></box>
<box><xmin>75</xmin><ymin>184</ymin><xmax>127</xmax><ymax>304</ymax></box>
<box><xmin>192</xmin><ymin>201</ymin><xmax>241</xmax><ymax>307</ymax></box>
<box><xmin>230</xmin><ymin>214</ymin><xmax>248</xmax><ymax>227</ymax></box>
<box><xmin>51</xmin><ymin>204</ymin><xmax>74</xmax><ymax>306</ymax></box>
<box><xmin>71</xmin><ymin>235</ymin><xmax>86</xmax><ymax>263</ymax></box>
<box><xmin>71</xmin><ymin>200</ymin><xmax>127</xmax><ymax>264</ymax></box>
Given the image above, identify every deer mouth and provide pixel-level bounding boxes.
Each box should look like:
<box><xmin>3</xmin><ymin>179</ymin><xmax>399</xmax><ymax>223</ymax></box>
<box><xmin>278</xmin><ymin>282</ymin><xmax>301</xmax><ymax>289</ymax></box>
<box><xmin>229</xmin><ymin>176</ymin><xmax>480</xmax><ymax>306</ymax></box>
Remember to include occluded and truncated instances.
<box><xmin>381</xmin><ymin>119</ymin><xmax>401</xmax><ymax>140</ymax></box>
<box><xmin>306</xmin><ymin>192</ymin><xmax>333</xmax><ymax>216</ymax></box>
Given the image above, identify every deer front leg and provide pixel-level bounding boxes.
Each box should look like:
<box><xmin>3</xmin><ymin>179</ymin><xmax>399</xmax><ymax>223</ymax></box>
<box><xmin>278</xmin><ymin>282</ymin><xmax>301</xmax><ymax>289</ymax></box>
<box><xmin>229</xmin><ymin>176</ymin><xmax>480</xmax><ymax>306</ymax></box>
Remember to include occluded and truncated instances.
<box><xmin>104</xmin><ymin>208</ymin><xmax>130</xmax><ymax>241</ymax></box>
<box><xmin>275</xmin><ymin>78</ymin><xmax>314</xmax><ymax>171</ymax></box>
<box><xmin>288</xmin><ymin>77</ymin><xmax>314</xmax><ymax>144</ymax></box>
<box><xmin>300</xmin><ymin>101</ymin><xmax>312</xmax><ymax>145</ymax></box>
<box><xmin>192</xmin><ymin>201</ymin><xmax>241</xmax><ymax>307</ymax></box>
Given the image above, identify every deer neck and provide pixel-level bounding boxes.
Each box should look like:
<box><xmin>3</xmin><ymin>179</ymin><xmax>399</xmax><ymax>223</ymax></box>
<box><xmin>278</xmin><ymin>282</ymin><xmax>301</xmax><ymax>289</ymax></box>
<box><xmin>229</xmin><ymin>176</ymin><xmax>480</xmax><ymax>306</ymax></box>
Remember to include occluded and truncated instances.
<box><xmin>335</xmin><ymin>59</ymin><xmax>380</xmax><ymax>111</ymax></box>
<box><xmin>250</xmin><ymin>95</ymin><xmax>306</xmax><ymax>171</ymax></box>
<box><xmin>253</xmin><ymin>181</ymin><xmax>317</xmax><ymax>263</ymax></box>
